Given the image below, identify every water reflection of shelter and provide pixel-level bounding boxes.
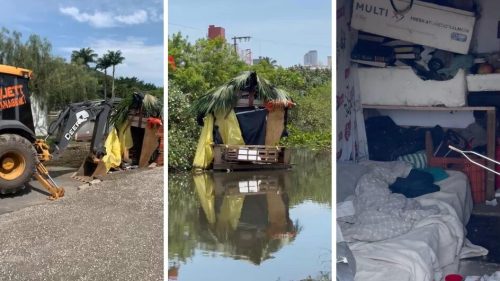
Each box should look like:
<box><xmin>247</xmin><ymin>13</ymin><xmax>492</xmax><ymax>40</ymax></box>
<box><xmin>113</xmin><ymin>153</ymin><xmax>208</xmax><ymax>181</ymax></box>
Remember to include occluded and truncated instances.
<box><xmin>194</xmin><ymin>170</ymin><xmax>299</xmax><ymax>265</ymax></box>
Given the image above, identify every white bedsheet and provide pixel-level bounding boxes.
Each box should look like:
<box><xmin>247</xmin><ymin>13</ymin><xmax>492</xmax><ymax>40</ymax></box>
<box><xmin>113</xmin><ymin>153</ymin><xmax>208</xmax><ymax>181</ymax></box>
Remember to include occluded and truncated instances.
<box><xmin>338</xmin><ymin>163</ymin><xmax>487</xmax><ymax>281</ymax></box>
<box><xmin>419</xmin><ymin>170</ymin><xmax>473</xmax><ymax>226</ymax></box>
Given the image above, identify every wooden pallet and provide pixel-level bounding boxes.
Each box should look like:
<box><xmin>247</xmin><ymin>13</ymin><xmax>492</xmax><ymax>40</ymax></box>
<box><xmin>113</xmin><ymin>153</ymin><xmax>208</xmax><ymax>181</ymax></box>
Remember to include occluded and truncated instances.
<box><xmin>213</xmin><ymin>145</ymin><xmax>291</xmax><ymax>171</ymax></box>
<box><xmin>222</xmin><ymin>145</ymin><xmax>281</xmax><ymax>163</ymax></box>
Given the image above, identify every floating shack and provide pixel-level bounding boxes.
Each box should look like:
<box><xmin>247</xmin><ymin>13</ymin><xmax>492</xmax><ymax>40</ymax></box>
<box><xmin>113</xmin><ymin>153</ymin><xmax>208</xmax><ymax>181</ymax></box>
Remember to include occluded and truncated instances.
<box><xmin>193</xmin><ymin>71</ymin><xmax>294</xmax><ymax>170</ymax></box>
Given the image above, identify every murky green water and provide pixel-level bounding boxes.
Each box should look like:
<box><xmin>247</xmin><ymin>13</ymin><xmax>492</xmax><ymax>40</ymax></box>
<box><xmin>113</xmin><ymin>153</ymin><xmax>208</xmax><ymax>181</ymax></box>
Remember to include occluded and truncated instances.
<box><xmin>168</xmin><ymin>150</ymin><xmax>331</xmax><ymax>281</ymax></box>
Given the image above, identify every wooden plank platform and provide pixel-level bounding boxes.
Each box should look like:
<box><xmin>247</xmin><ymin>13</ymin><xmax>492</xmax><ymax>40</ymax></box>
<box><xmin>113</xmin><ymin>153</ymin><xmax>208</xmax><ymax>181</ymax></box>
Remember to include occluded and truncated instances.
<box><xmin>212</xmin><ymin>162</ymin><xmax>292</xmax><ymax>171</ymax></box>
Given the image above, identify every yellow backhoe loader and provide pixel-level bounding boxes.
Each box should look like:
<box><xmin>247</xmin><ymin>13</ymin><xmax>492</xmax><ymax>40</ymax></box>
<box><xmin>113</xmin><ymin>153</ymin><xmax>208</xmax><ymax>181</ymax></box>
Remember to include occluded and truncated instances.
<box><xmin>0</xmin><ymin>64</ymin><xmax>117</xmax><ymax>199</ymax></box>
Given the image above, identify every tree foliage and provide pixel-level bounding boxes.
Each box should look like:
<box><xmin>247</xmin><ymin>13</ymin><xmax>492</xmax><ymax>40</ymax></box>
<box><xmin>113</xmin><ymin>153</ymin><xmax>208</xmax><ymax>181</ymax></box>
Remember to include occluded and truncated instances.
<box><xmin>0</xmin><ymin>28</ymin><xmax>158</xmax><ymax>111</ymax></box>
<box><xmin>168</xmin><ymin>32</ymin><xmax>246</xmax><ymax>98</ymax></box>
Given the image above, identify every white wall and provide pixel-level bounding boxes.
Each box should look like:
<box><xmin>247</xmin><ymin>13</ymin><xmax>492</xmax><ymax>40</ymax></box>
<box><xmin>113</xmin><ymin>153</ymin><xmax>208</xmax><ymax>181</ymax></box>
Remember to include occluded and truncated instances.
<box><xmin>472</xmin><ymin>0</ymin><xmax>500</xmax><ymax>53</ymax></box>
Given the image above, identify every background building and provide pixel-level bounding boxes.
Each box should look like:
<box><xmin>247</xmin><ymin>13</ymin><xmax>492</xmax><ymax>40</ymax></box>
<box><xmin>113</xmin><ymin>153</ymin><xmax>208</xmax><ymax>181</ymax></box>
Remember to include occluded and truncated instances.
<box><xmin>303</xmin><ymin>50</ymin><xmax>318</xmax><ymax>66</ymax></box>
<box><xmin>240</xmin><ymin>49</ymin><xmax>252</xmax><ymax>65</ymax></box>
<box><xmin>208</xmin><ymin>25</ymin><xmax>225</xmax><ymax>40</ymax></box>
<box><xmin>327</xmin><ymin>56</ymin><xmax>332</xmax><ymax>69</ymax></box>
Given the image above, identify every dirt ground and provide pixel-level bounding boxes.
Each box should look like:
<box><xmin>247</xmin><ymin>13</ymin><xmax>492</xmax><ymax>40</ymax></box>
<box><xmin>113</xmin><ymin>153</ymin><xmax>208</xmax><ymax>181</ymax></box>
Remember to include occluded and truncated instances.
<box><xmin>0</xmin><ymin>167</ymin><xmax>164</xmax><ymax>281</ymax></box>
<box><xmin>45</xmin><ymin>141</ymin><xmax>90</xmax><ymax>168</ymax></box>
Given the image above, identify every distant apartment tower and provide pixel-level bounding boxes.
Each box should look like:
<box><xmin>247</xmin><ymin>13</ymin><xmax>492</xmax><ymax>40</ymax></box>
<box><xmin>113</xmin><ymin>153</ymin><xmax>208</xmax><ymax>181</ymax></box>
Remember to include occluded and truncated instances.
<box><xmin>239</xmin><ymin>49</ymin><xmax>252</xmax><ymax>65</ymax></box>
<box><xmin>304</xmin><ymin>50</ymin><xmax>318</xmax><ymax>66</ymax></box>
<box><xmin>208</xmin><ymin>25</ymin><xmax>225</xmax><ymax>40</ymax></box>
<box><xmin>327</xmin><ymin>56</ymin><xmax>332</xmax><ymax>69</ymax></box>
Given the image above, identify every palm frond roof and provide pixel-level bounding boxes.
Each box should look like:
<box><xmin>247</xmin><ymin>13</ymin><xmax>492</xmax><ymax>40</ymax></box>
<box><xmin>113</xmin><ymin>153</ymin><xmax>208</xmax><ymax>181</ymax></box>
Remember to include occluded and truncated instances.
<box><xmin>192</xmin><ymin>71</ymin><xmax>291</xmax><ymax>116</ymax></box>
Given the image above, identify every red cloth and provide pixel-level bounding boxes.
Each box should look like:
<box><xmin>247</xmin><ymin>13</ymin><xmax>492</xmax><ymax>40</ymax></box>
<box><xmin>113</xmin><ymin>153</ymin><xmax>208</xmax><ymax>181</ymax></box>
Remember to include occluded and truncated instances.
<box><xmin>168</xmin><ymin>55</ymin><xmax>176</xmax><ymax>70</ymax></box>
<box><xmin>264</xmin><ymin>100</ymin><xmax>295</xmax><ymax>111</ymax></box>
<box><xmin>147</xmin><ymin>117</ymin><xmax>163</xmax><ymax>128</ymax></box>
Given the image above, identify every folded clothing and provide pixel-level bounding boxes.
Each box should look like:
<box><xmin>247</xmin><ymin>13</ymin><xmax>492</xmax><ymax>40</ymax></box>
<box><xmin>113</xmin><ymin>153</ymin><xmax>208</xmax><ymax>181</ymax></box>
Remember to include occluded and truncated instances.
<box><xmin>389</xmin><ymin>169</ymin><xmax>440</xmax><ymax>198</ymax></box>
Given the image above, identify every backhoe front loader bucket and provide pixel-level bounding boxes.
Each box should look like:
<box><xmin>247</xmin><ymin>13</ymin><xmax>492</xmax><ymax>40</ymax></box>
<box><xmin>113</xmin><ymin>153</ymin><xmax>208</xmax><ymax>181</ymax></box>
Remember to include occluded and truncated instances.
<box><xmin>72</xmin><ymin>156</ymin><xmax>108</xmax><ymax>182</ymax></box>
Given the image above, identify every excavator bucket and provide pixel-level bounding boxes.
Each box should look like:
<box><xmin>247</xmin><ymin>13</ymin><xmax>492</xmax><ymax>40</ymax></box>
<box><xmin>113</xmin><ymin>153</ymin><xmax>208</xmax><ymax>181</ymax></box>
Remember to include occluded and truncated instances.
<box><xmin>72</xmin><ymin>156</ymin><xmax>108</xmax><ymax>182</ymax></box>
<box><xmin>72</xmin><ymin>127</ymin><xmax>122</xmax><ymax>182</ymax></box>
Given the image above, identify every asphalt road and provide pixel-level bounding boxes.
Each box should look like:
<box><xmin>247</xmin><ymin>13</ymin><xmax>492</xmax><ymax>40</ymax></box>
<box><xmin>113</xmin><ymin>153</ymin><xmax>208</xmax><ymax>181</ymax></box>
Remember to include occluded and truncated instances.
<box><xmin>0</xmin><ymin>167</ymin><xmax>163</xmax><ymax>281</ymax></box>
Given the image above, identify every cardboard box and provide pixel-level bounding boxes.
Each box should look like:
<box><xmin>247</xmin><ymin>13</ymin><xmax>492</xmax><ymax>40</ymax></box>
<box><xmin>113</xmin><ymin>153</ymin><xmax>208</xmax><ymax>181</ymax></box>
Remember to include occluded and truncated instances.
<box><xmin>351</xmin><ymin>0</ymin><xmax>475</xmax><ymax>54</ymax></box>
<box><xmin>358</xmin><ymin>67</ymin><xmax>466</xmax><ymax>107</ymax></box>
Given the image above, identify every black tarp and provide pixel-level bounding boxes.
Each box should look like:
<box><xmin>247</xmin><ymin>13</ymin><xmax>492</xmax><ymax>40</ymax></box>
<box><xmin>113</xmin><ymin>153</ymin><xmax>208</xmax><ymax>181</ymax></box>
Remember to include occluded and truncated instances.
<box><xmin>236</xmin><ymin>109</ymin><xmax>267</xmax><ymax>145</ymax></box>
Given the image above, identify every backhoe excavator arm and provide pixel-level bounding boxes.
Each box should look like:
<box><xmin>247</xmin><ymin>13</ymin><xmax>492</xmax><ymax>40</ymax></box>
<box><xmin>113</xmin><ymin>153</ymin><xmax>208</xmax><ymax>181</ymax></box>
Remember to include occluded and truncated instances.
<box><xmin>47</xmin><ymin>99</ymin><xmax>118</xmax><ymax>159</ymax></box>
<box><xmin>34</xmin><ymin>98</ymin><xmax>119</xmax><ymax>200</ymax></box>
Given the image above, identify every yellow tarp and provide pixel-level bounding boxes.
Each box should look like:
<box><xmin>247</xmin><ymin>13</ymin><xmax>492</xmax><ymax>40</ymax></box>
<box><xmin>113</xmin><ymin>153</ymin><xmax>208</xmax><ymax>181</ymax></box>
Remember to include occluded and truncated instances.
<box><xmin>193</xmin><ymin>115</ymin><xmax>214</xmax><ymax>169</ymax></box>
<box><xmin>216</xmin><ymin>195</ymin><xmax>244</xmax><ymax>240</ymax></box>
<box><xmin>218</xmin><ymin>195</ymin><xmax>245</xmax><ymax>230</ymax></box>
<box><xmin>214</xmin><ymin>110</ymin><xmax>244</xmax><ymax>145</ymax></box>
<box><xmin>193</xmin><ymin>173</ymin><xmax>216</xmax><ymax>224</ymax></box>
<box><xmin>117</xmin><ymin>121</ymin><xmax>133</xmax><ymax>157</ymax></box>
<box><xmin>102</xmin><ymin>128</ymin><xmax>122</xmax><ymax>171</ymax></box>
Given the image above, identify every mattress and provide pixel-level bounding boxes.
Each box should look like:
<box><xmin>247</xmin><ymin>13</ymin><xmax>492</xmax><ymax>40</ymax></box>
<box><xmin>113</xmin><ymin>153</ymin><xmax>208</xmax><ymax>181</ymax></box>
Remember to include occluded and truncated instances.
<box><xmin>337</xmin><ymin>162</ymin><xmax>487</xmax><ymax>281</ymax></box>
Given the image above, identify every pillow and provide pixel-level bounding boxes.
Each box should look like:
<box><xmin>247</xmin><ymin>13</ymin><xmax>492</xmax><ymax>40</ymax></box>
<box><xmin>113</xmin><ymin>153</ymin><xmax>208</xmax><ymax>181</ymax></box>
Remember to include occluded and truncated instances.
<box><xmin>397</xmin><ymin>150</ymin><xmax>427</xmax><ymax>169</ymax></box>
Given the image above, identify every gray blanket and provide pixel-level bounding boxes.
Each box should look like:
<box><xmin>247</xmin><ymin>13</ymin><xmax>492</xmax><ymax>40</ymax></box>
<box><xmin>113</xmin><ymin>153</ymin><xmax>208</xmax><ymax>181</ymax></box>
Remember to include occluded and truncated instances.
<box><xmin>339</xmin><ymin>161</ymin><xmax>440</xmax><ymax>242</ymax></box>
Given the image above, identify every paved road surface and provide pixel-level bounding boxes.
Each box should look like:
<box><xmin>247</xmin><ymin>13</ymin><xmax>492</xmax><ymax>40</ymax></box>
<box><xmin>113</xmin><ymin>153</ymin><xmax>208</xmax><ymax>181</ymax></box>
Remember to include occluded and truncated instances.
<box><xmin>0</xmin><ymin>167</ymin><xmax>163</xmax><ymax>281</ymax></box>
<box><xmin>0</xmin><ymin>166</ymin><xmax>81</xmax><ymax>215</ymax></box>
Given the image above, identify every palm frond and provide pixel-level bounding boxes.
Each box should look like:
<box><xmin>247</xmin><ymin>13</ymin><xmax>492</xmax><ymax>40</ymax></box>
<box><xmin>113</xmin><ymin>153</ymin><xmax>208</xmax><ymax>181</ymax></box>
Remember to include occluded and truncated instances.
<box><xmin>142</xmin><ymin>93</ymin><xmax>163</xmax><ymax>118</ymax></box>
<box><xmin>192</xmin><ymin>71</ymin><xmax>291</xmax><ymax>117</ymax></box>
<box><xmin>109</xmin><ymin>92</ymin><xmax>163</xmax><ymax>128</ymax></box>
<box><xmin>110</xmin><ymin>94</ymin><xmax>134</xmax><ymax>127</ymax></box>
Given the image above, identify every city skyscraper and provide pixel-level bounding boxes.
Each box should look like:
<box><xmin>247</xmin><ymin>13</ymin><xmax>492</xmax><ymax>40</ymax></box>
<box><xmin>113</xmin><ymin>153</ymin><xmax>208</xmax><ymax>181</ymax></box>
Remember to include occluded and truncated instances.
<box><xmin>304</xmin><ymin>50</ymin><xmax>318</xmax><ymax>66</ymax></box>
<box><xmin>208</xmin><ymin>25</ymin><xmax>225</xmax><ymax>40</ymax></box>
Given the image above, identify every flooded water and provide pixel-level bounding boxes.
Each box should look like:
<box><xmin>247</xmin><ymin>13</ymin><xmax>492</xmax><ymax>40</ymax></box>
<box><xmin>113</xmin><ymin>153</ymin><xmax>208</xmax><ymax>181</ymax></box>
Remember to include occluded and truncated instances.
<box><xmin>168</xmin><ymin>150</ymin><xmax>332</xmax><ymax>281</ymax></box>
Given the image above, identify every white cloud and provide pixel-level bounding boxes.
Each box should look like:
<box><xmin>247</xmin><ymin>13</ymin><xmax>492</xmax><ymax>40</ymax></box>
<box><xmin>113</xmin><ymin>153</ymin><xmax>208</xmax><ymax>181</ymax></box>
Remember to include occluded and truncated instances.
<box><xmin>61</xmin><ymin>38</ymin><xmax>163</xmax><ymax>86</ymax></box>
<box><xmin>59</xmin><ymin>6</ymin><xmax>150</xmax><ymax>28</ymax></box>
<box><xmin>114</xmin><ymin>10</ymin><xmax>148</xmax><ymax>25</ymax></box>
<box><xmin>146</xmin><ymin>8</ymin><xmax>163</xmax><ymax>22</ymax></box>
<box><xmin>60</xmin><ymin>7</ymin><xmax>115</xmax><ymax>28</ymax></box>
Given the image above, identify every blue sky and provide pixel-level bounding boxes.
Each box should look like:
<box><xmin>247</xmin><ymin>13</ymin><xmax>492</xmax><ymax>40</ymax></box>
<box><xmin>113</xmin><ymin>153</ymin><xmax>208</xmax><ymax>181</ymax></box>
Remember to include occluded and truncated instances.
<box><xmin>0</xmin><ymin>0</ymin><xmax>163</xmax><ymax>86</ymax></box>
<box><xmin>168</xmin><ymin>0</ymin><xmax>332</xmax><ymax>67</ymax></box>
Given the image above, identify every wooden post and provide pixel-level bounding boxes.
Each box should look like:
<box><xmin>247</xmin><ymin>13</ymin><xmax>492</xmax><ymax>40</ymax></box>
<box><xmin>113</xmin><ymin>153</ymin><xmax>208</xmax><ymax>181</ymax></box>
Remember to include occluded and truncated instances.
<box><xmin>139</xmin><ymin>125</ymin><xmax>159</xmax><ymax>167</ymax></box>
<box><xmin>486</xmin><ymin>108</ymin><xmax>496</xmax><ymax>200</ymax></box>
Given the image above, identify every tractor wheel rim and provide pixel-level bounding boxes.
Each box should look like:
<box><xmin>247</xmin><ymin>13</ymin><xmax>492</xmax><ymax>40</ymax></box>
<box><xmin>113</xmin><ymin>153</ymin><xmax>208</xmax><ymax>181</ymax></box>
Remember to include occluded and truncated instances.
<box><xmin>0</xmin><ymin>152</ymin><xmax>26</xmax><ymax>181</ymax></box>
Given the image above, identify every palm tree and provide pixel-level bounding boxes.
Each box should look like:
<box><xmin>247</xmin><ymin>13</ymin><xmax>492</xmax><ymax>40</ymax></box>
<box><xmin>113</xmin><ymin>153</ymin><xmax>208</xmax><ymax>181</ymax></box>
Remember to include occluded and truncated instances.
<box><xmin>71</xmin><ymin>47</ymin><xmax>97</xmax><ymax>67</ymax></box>
<box><xmin>96</xmin><ymin>54</ymin><xmax>111</xmax><ymax>99</ymax></box>
<box><xmin>260</xmin><ymin>56</ymin><xmax>277</xmax><ymax>67</ymax></box>
<box><xmin>106</xmin><ymin>50</ymin><xmax>125</xmax><ymax>99</ymax></box>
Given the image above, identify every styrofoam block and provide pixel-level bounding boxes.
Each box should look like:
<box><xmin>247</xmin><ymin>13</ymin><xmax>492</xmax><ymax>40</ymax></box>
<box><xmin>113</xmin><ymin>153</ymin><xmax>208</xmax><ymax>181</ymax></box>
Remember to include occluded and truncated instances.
<box><xmin>466</xmin><ymin>73</ymin><xmax>500</xmax><ymax>92</ymax></box>
<box><xmin>358</xmin><ymin>67</ymin><xmax>466</xmax><ymax>107</ymax></box>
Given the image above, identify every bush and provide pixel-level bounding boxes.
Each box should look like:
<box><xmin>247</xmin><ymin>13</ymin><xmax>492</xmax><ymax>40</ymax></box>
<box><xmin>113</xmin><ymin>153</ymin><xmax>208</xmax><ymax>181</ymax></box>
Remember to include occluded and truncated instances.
<box><xmin>168</xmin><ymin>83</ymin><xmax>199</xmax><ymax>171</ymax></box>
<box><xmin>283</xmin><ymin>82</ymin><xmax>332</xmax><ymax>150</ymax></box>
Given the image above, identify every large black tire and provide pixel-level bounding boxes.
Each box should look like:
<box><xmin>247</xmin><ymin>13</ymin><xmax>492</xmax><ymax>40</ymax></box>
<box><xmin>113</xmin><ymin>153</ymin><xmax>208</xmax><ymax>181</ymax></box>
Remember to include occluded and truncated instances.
<box><xmin>0</xmin><ymin>134</ymin><xmax>37</xmax><ymax>194</ymax></box>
